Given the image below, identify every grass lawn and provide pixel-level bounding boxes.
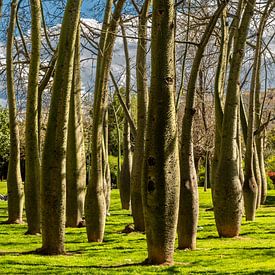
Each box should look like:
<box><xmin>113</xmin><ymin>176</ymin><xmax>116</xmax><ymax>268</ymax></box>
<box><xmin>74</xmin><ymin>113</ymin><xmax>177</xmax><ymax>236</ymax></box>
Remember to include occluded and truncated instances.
<box><xmin>0</xmin><ymin>181</ymin><xmax>274</xmax><ymax>274</ymax></box>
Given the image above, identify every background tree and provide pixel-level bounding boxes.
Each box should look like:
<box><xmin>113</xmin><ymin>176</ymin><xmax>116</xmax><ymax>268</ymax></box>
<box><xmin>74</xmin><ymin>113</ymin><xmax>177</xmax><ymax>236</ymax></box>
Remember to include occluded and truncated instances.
<box><xmin>131</xmin><ymin>0</ymin><xmax>151</xmax><ymax>232</ymax></box>
<box><xmin>85</xmin><ymin>0</ymin><xmax>126</xmax><ymax>242</ymax></box>
<box><xmin>6</xmin><ymin>0</ymin><xmax>24</xmax><ymax>224</ymax></box>
<box><xmin>213</xmin><ymin>0</ymin><xmax>256</xmax><ymax>237</ymax></box>
<box><xmin>66</xmin><ymin>27</ymin><xmax>86</xmax><ymax>228</ymax></box>
<box><xmin>178</xmin><ymin>1</ymin><xmax>227</xmax><ymax>250</ymax></box>
<box><xmin>24</xmin><ymin>0</ymin><xmax>42</xmax><ymax>235</ymax></box>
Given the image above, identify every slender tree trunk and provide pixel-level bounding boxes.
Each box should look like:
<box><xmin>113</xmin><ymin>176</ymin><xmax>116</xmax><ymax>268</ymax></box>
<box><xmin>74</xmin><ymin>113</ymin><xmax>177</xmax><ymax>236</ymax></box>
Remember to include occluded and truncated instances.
<box><xmin>113</xmin><ymin>106</ymin><xmax>121</xmax><ymax>187</ymax></box>
<box><xmin>214</xmin><ymin>0</ymin><xmax>256</xmax><ymax>237</ymax></box>
<box><xmin>254</xmin><ymin>1</ymin><xmax>274</xmax><ymax>205</ymax></box>
<box><xmin>119</xmin><ymin>22</ymin><xmax>132</xmax><ymax>210</ymax></box>
<box><xmin>103</xmin><ymin>109</ymin><xmax>111</xmax><ymax>214</ymax></box>
<box><xmin>178</xmin><ymin>2</ymin><xmax>227</xmax><ymax>250</ymax></box>
<box><xmin>25</xmin><ymin>0</ymin><xmax>41</xmax><ymax>234</ymax></box>
<box><xmin>131</xmin><ymin>0</ymin><xmax>150</xmax><ymax>232</ymax></box>
<box><xmin>142</xmin><ymin>0</ymin><xmax>180</xmax><ymax>265</ymax></box>
<box><xmin>211</xmin><ymin>8</ymin><xmax>228</xmax><ymax>197</ymax></box>
<box><xmin>6</xmin><ymin>0</ymin><xmax>24</xmax><ymax>225</ymax></box>
<box><xmin>66</xmin><ymin>28</ymin><xmax>86</xmax><ymax>228</ymax></box>
<box><xmin>38</xmin><ymin>0</ymin><xmax>82</xmax><ymax>255</ymax></box>
<box><xmin>85</xmin><ymin>0</ymin><xmax>125</xmax><ymax>242</ymax></box>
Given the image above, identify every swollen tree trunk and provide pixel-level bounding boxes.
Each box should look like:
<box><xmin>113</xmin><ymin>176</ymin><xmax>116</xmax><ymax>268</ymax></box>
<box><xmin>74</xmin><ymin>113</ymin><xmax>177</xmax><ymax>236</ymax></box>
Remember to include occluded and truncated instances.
<box><xmin>85</xmin><ymin>0</ymin><xmax>125</xmax><ymax>242</ymax></box>
<box><xmin>38</xmin><ymin>0</ymin><xmax>82</xmax><ymax>255</ymax></box>
<box><xmin>6</xmin><ymin>0</ymin><xmax>24</xmax><ymax>224</ymax></box>
<box><xmin>66</xmin><ymin>28</ymin><xmax>86</xmax><ymax>228</ymax></box>
<box><xmin>131</xmin><ymin>0</ymin><xmax>150</xmax><ymax>232</ymax></box>
<box><xmin>142</xmin><ymin>0</ymin><xmax>180</xmax><ymax>265</ymax></box>
<box><xmin>119</xmin><ymin>22</ymin><xmax>132</xmax><ymax>210</ymax></box>
<box><xmin>25</xmin><ymin>0</ymin><xmax>41</xmax><ymax>234</ymax></box>
<box><xmin>213</xmin><ymin>0</ymin><xmax>256</xmax><ymax>237</ymax></box>
<box><xmin>178</xmin><ymin>2</ymin><xmax>227</xmax><ymax>250</ymax></box>
<box><xmin>211</xmin><ymin>8</ymin><xmax>228</xmax><ymax>196</ymax></box>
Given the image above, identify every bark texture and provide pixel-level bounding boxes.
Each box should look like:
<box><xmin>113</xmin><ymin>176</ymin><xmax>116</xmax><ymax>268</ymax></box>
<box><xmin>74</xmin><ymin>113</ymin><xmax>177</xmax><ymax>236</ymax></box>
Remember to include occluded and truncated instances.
<box><xmin>131</xmin><ymin>0</ymin><xmax>150</xmax><ymax>232</ymax></box>
<box><xmin>6</xmin><ymin>0</ymin><xmax>24</xmax><ymax>224</ymax></box>
<box><xmin>213</xmin><ymin>0</ymin><xmax>256</xmax><ymax>237</ymax></box>
<box><xmin>178</xmin><ymin>2</ymin><xmax>227</xmax><ymax>250</ymax></box>
<box><xmin>25</xmin><ymin>0</ymin><xmax>41</xmax><ymax>235</ymax></box>
<box><xmin>85</xmin><ymin>0</ymin><xmax>125</xmax><ymax>242</ymax></box>
<box><xmin>66</xmin><ymin>28</ymin><xmax>86</xmax><ymax>228</ymax></box>
<box><xmin>39</xmin><ymin>0</ymin><xmax>82</xmax><ymax>255</ymax></box>
<box><xmin>119</xmin><ymin>22</ymin><xmax>132</xmax><ymax>210</ymax></box>
<box><xmin>142</xmin><ymin>0</ymin><xmax>180</xmax><ymax>265</ymax></box>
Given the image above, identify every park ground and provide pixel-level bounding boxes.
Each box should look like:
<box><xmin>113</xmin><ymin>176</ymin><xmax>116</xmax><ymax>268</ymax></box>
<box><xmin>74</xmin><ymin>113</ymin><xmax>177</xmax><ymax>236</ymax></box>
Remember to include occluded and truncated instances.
<box><xmin>0</xmin><ymin>182</ymin><xmax>274</xmax><ymax>274</ymax></box>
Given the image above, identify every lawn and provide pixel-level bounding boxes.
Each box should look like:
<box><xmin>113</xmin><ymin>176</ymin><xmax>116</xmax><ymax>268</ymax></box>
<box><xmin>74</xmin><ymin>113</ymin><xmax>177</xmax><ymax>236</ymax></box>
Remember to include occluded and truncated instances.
<box><xmin>0</xmin><ymin>182</ymin><xmax>274</xmax><ymax>274</ymax></box>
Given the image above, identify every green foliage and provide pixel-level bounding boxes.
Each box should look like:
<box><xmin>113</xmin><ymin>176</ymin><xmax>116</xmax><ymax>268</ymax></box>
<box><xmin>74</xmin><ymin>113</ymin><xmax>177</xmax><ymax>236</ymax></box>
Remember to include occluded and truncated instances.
<box><xmin>198</xmin><ymin>164</ymin><xmax>205</xmax><ymax>187</ymax></box>
<box><xmin>108</xmin><ymin>90</ymin><xmax>137</xmax><ymax>156</ymax></box>
<box><xmin>108</xmin><ymin>155</ymin><xmax>123</xmax><ymax>188</ymax></box>
<box><xmin>267</xmin><ymin>176</ymin><xmax>274</xmax><ymax>190</ymax></box>
<box><xmin>0</xmin><ymin>182</ymin><xmax>274</xmax><ymax>273</ymax></box>
<box><xmin>266</xmin><ymin>155</ymin><xmax>275</xmax><ymax>172</ymax></box>
<box><xmin>0</xmin><ymin>107</ymin><xmax>10</xmax><ymax>161</ymax></box>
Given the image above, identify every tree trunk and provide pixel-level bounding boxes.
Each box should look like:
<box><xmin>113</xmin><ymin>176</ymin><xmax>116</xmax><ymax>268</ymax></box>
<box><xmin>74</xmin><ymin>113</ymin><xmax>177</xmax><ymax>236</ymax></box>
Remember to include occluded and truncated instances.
<box><xmin>254</xmin><ymin>1</ymin><xmax>274</xmax><ymax>205</ymax></box>
<box><xmin>178</xmin><ymin>2</ymin><xmax>227</xmax><ymax>250</ymax></box>
<box><xmin>131</xmin><ymin>0</ymin><xmax>150</xmax><ymax>232</ymax></box>
<box><xmin>25</xmin><ymin>0</ymin><xmax>41</xmax><ymax>234</ymax></box>
<box><xmin>103</xmin><ymin>109</ymin><xmax>111</xmax><ymax>214</ymax></box>
<box><xmin>142</xmin><ymin>0</ymin><xmax>180</xmax><ymax>265</ymax></box>
<box><xmin>119</xmin><ymin>22</ymin><xmax>132</xmax><ymax>210</ymax></box>
<box><xmin>213</xmin><ymin>0</ymin><xmax>256</xmax><ymax>237</ymax></box>
<box><xmin>38</xmin><ymin>0</ymin><xmax>82</xmax><ymax>255</ymax></box>
<box><xmin>6</xmin><ymin>0</ymin><xmax>24</xmax><ymax>225</ymax></box>
<box><xmin>66</xmin><ymin>28</ymin><xmax>86</xmax><ymax>228</ymax></box>
<box><xmin>85</xmin><ymin>0</ymin><xmax>125</xmax><ymax>242</ymax></box>
<box><xmin>211</xmin><ymin>8</ymin><xmax>228</xmax><ymax>198</ymax></box>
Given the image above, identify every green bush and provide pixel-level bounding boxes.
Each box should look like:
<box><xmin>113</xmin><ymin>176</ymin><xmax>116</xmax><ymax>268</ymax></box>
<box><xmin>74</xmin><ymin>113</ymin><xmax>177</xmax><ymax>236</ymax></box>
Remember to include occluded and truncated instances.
<box><xmin>267</xmin><ymin>175</ymin><xmax>274</xmax><ymax>190</ymax></box>
<box><xmin>108</xmin><ymin>155</ymin><xmax>123</xmax><ymax>189</ymax></box>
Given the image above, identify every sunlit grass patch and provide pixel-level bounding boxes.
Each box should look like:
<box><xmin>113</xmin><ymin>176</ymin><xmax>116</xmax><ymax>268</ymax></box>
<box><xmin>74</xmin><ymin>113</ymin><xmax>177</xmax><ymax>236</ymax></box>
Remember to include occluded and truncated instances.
<box><xmin>0</xmin><ymin>181</ymin><xmax>274</xmax><ymax>274</ymax></box>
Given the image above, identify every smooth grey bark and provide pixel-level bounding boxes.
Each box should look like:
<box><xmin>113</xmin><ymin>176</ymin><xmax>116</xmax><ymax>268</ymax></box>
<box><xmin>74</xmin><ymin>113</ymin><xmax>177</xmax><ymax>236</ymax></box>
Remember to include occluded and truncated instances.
<box><xmin>178</xmin><ymin>1</ymin><xmax>227</xmax><ymax>250</ymax></box>
<box><xmin>38</xmin><ymin>0</ymin><xmax>82</xmax><ymax>255</ymax></box>
<box><xmin>6</xmin><ymin>0</ymin><xmax>24</xmax><ymax>224</ymax></box>
<box><xmin>213</xmin><ymin>0</ymin><xmax>256</xmax><ymax>237</ymax></box>
<box><xmin>131</xmin><ymin>0</ymin><xmax>150</xmax><ymax>232</ymax></box>
<box><xmin>85</xmin><ymin>0</ymin><xmax>126</xmax><ymax>242</ymax></box>
<box><xmin>25</xmin><ymin>0</ymin><xmax>41</xmax><ymax>234</ymax></box>
<box><xmin>66</xmin><ymin>28</ymin><xmax>86</xmax><ymax>228</ymax></box>
<box><xmin>142</xmin><ymin>0</ymin><xmax>180</xmax><ymax>265</ymax></box>
<box><xmin>119</xmin><ymin>22</ymin><xmax>132</xmax><ymax>210</ymax></box>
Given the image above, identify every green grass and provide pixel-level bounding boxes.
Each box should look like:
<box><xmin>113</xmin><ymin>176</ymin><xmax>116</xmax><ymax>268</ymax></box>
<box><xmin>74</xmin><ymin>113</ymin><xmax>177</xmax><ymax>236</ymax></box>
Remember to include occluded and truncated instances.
<box><xmin>0</xmin><ymin>182</ymin><xmax>274</xmax><ymax>274</ymax></box>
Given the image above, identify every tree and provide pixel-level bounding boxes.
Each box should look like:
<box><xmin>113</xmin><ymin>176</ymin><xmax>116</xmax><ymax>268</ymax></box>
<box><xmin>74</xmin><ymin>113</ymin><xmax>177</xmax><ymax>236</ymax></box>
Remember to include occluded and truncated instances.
<box><xmin>178</xmin><ymin>1</ymin><xmax>228</xmax><ymax>250</ymax></box>
<box><xmin>66</xmin><ymin>27</ymin><xmax>86</xmax><ymax>228</ymax></box>
<box><xmin>24</xmin><ymin>0</ymin><xmax>41</xmax><ymax>235</ymax></box>
<box><xmin>142</xmin><ymin>0</ymin><xmax>180</xmax><ymax>265</ymax></box>
<box><xmin>6</xmin><ymin>0</ymin><xmax>24</xmax><ymax>224</ymax></box>
<box><xmin>213</xmin><ymin>0</ymin><xmax>256</xmax><ymax>237</ymax></box>
<box><xmin>131</xmin><ymin>0</ymin><xmax>151</xmax><ymax>232</ymax></box>
<box><xmin>85</xmin><ymin>0</ymin><xmax>126</xmax><ymax>242</ymax></box>
<box><xmin>119</xmin><ymin>22</ymin><xmax>132</xmax><ymax>210</ymax></box>
<box><xmin>38</xmin><ymin>0</ymin><xmax>82</xmax><ymax>255</ymax></box>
